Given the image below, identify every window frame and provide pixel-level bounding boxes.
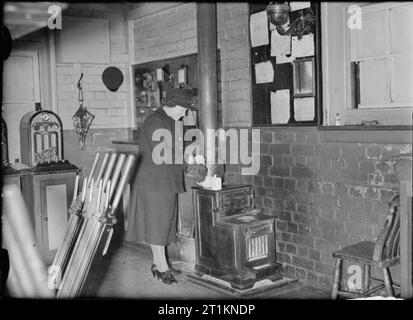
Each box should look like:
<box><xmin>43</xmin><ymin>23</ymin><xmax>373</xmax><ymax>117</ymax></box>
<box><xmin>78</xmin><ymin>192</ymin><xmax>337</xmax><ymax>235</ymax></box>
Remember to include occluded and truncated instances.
<box><xmin>320</xmin><ymin>2</ymin><xmax>413</xmax><ymax>127</ymax></box>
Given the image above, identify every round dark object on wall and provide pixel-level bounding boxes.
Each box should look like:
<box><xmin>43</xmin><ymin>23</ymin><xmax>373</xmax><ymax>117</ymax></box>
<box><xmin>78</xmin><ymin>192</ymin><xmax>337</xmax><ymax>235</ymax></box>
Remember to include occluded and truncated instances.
<box><xmin>102</xmin><ymin>66</ymin><xmax>124</xmax><ymax>92</ymax></box>
<box><xmin>1</xmin><ymin>25</ymin><xmax>12</xmax><ymax>61</ymax></box>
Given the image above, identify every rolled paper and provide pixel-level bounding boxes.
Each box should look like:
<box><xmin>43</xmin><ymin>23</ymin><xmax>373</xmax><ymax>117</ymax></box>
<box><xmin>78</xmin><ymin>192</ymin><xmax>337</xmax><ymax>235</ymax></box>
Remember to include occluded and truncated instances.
<box><xmin>95</xmin><ymin>153</ymin><xmax>110</xmax><ymax>184</ymax></box>
<box><xmin>87</xmin><ymin>152</ymin><xmax>100</xmax><ymax>187</ymax></box>
<box><xmin>81</xmin><ymin>176</ymin><xmax>88</xmax><ymax>203</ymax></box>
<box><xmin>96</xmin><ymin>180</ymin><xmax>103</xmax><ymax>216</ymax></box>
<box><xmin>105</xmin><ymin>180</ymin><xmax>111</xmax><ymax>211</ymax></box>
<box><xmin>71</xmin><ymin>174</ymin><xmax>79</xmax><ymax>206</ymax></box>
<box><xmin>102</xmin><ymin>153</ymin><xmax>117</xmax><ymax>190</ymax></box>
<box><xmin>111</xmin><ymin>155</ymin><xmax>135</xmax><ymax>212</ymax></box>
<box><xmin>88</xmin><ymin>179</ymin><xmax>94</xmax><ymax>204</ymax></box>
<box><xmin>109</xmin><ymin>153</ymin><xmax>126</xmax><ymax>200</ymax></box>
<box><xmin>102</xmin><ymin>228</ymin><xmax>114</xmax><ymax>256</ymax></box>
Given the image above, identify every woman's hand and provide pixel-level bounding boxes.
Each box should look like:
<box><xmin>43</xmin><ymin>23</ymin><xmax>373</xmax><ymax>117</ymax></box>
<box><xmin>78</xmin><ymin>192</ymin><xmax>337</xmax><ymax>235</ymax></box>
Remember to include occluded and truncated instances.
<box><xmin>184</xmin><ymin>164</ymin><xmax>208</xmax><ymax>182</ymax></box>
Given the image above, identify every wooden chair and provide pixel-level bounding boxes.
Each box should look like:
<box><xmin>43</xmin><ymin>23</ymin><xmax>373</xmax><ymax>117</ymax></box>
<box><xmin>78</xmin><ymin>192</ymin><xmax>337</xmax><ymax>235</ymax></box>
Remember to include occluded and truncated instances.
<box><xmin>331</xmin><ymin>195</ymin><xmax>400</xmax><ymax>299</ymax></box>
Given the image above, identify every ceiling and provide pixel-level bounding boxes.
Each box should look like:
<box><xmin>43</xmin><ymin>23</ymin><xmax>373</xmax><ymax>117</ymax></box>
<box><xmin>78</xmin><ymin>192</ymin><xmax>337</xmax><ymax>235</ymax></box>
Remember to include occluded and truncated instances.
<box><xmin>3</xmin><ymin>1</ymin><xmax>185</xmax><ymax>40</ymax></box>
<box><xmin>3</xmin><ymin>2</ymin><xmax>68</xmax><ymax>40</ymax></box>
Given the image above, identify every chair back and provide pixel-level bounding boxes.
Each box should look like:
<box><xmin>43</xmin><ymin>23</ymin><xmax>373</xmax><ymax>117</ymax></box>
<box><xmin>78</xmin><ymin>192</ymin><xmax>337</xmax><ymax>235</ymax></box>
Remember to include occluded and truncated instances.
<box><xmin>373</xmin><ymin>195</ymin><xmax>400</xmax><ymax>263</ymax></box>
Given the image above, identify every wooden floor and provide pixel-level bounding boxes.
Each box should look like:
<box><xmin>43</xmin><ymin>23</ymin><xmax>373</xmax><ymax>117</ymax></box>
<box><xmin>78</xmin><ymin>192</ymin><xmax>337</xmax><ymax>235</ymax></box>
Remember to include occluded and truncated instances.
<box><xmin>82</xmin><ymin>241</ymin><xmax>330</xmax><ymax>299</ymax></box>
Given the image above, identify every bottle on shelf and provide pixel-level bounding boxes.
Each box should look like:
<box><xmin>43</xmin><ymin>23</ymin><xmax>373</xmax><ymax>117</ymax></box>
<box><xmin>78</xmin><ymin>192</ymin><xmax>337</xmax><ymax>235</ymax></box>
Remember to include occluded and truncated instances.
<box><xmin>335</xmin><ymin>113</ymin><xmax>341</xmax><ymax>126</ymax></box>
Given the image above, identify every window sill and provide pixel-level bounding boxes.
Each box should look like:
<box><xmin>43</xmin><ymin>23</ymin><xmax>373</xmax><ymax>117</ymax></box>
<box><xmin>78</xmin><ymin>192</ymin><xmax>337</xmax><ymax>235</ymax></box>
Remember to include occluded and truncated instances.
<box><xmin>320</xmin><ymin>126</ymin><xmax>412</xmax><ymax>144</ymax></box>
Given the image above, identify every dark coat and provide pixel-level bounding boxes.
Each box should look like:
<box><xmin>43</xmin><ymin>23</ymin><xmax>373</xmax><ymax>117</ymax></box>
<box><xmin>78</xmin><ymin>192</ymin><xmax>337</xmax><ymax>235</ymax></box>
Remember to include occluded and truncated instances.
<box><xmin>125</xmin><ymin>107</ymin><xmax>185</xmax><ymax>245</ymax></box>
<box><xmin>134</xmin><ymin>107</ymin><xmax>185</xmax><ymax>194</ymax></box>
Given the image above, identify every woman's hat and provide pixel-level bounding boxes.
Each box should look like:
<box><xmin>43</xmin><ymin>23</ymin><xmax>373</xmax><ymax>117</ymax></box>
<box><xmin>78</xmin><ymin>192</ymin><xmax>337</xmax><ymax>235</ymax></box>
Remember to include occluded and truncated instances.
<box><xmin>165</xmin><ymin>87</ymin><xmax>198</xmax><ymax>111</ymax></box>
<box><xmin>102</xmin><ymin>66</ymin><xmax>124</xmax><ymax>92</ymax></box>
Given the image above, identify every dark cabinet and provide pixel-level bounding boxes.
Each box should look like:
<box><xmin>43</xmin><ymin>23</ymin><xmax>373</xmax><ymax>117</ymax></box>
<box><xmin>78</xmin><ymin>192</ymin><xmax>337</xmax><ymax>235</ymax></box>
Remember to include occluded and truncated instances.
<box><xmin>192</xmin><ymin>184</ymin><xmax>281</xmax><ymax>290</ymax></box>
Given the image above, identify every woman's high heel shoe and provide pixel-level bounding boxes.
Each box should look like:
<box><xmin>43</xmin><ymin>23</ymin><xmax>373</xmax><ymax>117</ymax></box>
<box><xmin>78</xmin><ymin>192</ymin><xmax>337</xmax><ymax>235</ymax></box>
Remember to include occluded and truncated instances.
<box><xmin>151</xmin><ymin>264</ymin><xmax>158</xmax><ymax>278</ymax></box>
<box><xmin>168</xmin><ymin>263</ymin><xmax>182</xmax><ymax>275</ymax></box>
<box><xmin>151</xmin><ymin>264</ymin><xmax>177</xmax><ymax>284</ymax></box>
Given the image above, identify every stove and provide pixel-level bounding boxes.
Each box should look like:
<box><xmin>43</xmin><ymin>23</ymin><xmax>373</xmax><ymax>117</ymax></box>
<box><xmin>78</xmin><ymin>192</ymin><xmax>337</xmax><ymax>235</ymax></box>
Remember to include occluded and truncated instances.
<box><xmin>192</xmin><ymin>184</ymin><xmax>282</xmax><ymax>290</ymax></box>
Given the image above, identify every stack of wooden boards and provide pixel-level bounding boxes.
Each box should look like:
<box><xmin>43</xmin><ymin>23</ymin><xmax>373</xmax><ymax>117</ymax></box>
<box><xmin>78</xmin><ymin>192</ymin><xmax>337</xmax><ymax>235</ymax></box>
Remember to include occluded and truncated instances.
<box><xmin>47</xmin><ymin>152</ymin><xmax>135</xmax><ymax>298</ymax></box>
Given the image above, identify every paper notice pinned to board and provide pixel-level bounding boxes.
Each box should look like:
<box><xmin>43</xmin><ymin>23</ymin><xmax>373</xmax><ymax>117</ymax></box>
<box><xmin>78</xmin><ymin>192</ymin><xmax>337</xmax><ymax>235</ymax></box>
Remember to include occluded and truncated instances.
<box><xmin>250</xmin><ymin>11</ymin><xmax>269</xmax><ymax>47</ymax></box>
<box><xmin>294</xmin><ymin>97</ymin><xmax>315</xmax><ymax>121</ymax></box>
<box><xmin>290</xmin><ymin>2</ymin><xmax>311</xmax><ymax>11</ymax></box>
<box><xmin>277</xmin><ymin>54</ymin><xmax>294</xmax><ymax>64</ymax></box>
<box><xmin>291</xmin><ymin>34</ymin><xmax>314</xmax><ymax>58</ymax></box>
<box><xmin>271</xmin><ymin>30</ymin><xmax>291</xmax><ymax>57</ymax></box>
<box><xmin>254</xmin><ymin>61</ymin><xmax>274</xmax><ymax>84</ymax></box>
<box><xmin>271</xmin><ymin>90</ymin><xmax>291</xmax><ymax>124</ymax></box>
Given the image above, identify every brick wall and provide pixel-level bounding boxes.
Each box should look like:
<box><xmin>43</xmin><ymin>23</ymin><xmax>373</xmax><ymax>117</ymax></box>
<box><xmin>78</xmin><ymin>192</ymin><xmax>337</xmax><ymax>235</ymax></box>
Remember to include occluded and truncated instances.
<box><xmin>133</xmin><ymin>3</ymin><xmax>196</xmax><ymax>62</ymax></box>
<box><xmin>217</xmin><ymin>3</ymin><xmax>251</xmax><ymax>128</ymax></box>
<box><xmin>225</xmin><ymin>127</ymin><xmax>411</xmax><ymax>289</ymax></box>
<box><xmin>132</xmin><ymin>2</ymin><xmax>251</xmax><ymax>127</ymax></box>
<box><xmin>57</xmin><ymin>4</ymin><xmax>130</xmax><ymax>129</ymax></box>
<box><xmin>56</xmin><ymin>4</ymin><xmax>131</xmax><ymax>172</ymax></box>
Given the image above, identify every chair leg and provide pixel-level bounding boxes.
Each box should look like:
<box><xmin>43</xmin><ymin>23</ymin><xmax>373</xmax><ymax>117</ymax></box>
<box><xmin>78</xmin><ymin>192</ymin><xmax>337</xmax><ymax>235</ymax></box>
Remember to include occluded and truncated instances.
<box><xmin>382</xmin><ymin>267</ymin><xmax>394</xmax><ymax>297</ymax></box>
<box><xmin>331</xmin><ymin>258</ymin><xmax>342</xmax><ymax>299</ymax></box>
<box><xmin>363</xmin><ymin>264</ymin><xmax>370</xmax><ymax>294</ymax></box>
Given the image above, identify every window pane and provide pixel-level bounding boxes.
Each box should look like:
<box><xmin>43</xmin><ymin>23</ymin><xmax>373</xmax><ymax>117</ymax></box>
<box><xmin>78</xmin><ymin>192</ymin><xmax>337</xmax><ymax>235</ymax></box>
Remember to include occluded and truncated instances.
<box><xmin>300</xmin><ymin>60</ymin><xmax>313</xmax><ymax>94</ymax></box>
<box><xmin>294</xmin><ymin>59</ymin><xmax>313</xmax><ymax>95</ymax></box>
<box><xmin>350</xmin><ymin>8</ymin><xmax>387</xmax><ymax>60</ymax></box>
<box><xmin>390</xmin><ymin>4</ymin><xmax>413</xmax><ymax>54</ymax></box>
<box><xmin>359</xmin><ymin>58</ymin><xmax>389</xmax><ymax>106</ymax></box>
<box><xmin>391</xmin><ymin>55</ymin><xmax>413</xmax><ymax>103</ymax></box>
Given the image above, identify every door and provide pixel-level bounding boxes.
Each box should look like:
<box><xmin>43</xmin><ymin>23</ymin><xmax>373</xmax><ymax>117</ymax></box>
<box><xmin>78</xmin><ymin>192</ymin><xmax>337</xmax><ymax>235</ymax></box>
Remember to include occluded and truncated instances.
<box><xmin>34</xmin><ymin>171</ymin><xmax>77</xmax><ymax>263</ymax></box>
<box><xmin>2</xmin><ymin>50</ymin><xmax>41</xmax><ymax>164</ymax></box>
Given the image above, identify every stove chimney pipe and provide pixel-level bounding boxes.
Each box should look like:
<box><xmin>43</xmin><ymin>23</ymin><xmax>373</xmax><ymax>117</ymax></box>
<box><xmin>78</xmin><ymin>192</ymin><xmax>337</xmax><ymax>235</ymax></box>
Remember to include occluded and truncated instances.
<box><xmin>197</xmin><ymin>3</ymin><xmax>218</xmax><ymax>176</ymax></box>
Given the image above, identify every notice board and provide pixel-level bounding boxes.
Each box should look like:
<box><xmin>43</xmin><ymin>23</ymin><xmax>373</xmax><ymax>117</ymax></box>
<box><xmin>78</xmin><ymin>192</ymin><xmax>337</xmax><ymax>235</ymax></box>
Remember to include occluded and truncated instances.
<box><xmin>249</xmin><ymin>2</ymin><xmax>322</xmax><ymax>126</ymax></box>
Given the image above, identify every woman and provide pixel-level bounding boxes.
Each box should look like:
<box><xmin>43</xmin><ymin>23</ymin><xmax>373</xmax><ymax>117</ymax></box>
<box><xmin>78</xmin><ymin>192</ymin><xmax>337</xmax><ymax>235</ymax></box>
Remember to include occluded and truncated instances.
<box><xmin>125</xmin><ymin>87</ymin><xmax>206</xmax><ymax>284</ymax></box>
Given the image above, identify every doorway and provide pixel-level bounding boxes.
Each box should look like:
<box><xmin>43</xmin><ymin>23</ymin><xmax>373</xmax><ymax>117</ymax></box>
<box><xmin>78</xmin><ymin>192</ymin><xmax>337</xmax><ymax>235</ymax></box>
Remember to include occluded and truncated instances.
<box><xmin>2</xmin><ymin>50</ymin><xmax>41</xmax><ymax>164</ymax></box>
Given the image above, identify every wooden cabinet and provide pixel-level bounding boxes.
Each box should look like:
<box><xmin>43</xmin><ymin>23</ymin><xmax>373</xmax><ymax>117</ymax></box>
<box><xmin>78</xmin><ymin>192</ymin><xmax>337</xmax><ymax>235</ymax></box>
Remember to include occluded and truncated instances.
<box><xmin>21</xmin><ymin>168</ymin><xmax>78</xmax><ymax>264</ymax></box>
